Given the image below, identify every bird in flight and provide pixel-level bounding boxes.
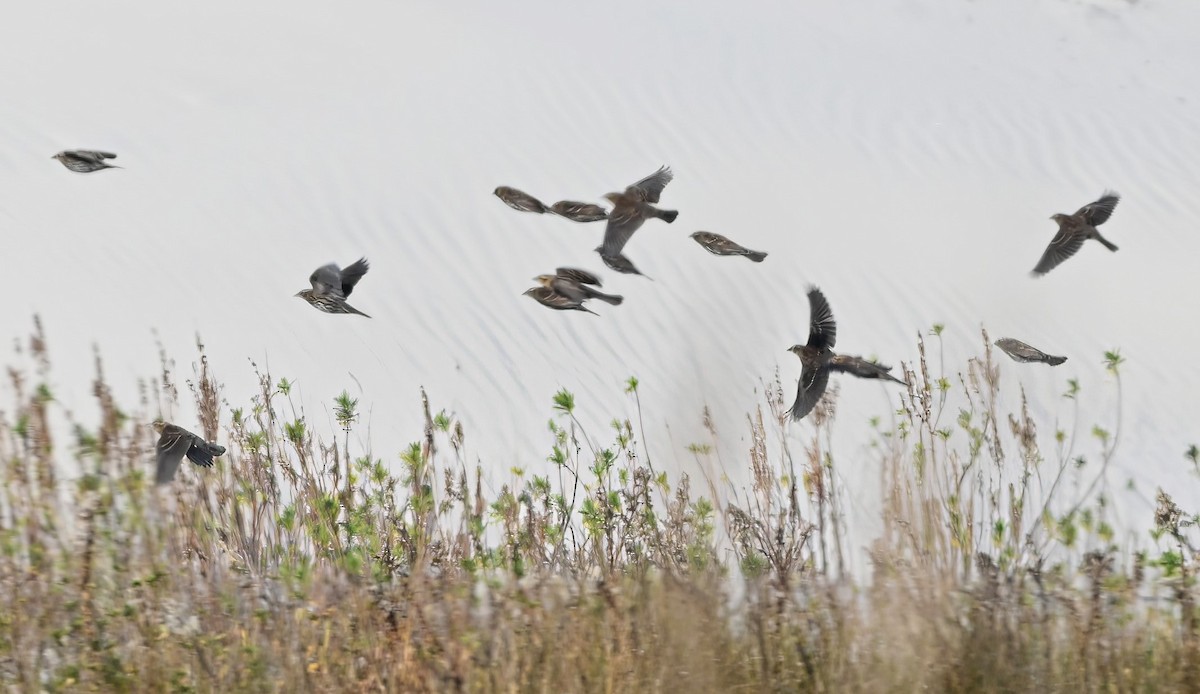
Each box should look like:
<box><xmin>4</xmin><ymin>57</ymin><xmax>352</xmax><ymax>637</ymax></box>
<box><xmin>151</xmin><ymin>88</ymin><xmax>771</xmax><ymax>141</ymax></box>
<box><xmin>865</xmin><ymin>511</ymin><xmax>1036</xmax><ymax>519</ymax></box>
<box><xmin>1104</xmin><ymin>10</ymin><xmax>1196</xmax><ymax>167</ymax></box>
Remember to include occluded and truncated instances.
<box><xmin>1031</xmin><ymin>191</ymin><xmax>1121</xmax><ymax>276</ymax></box>
<box><xmin>690</xmin><ymin>231</ymin><xmax>767</xmax><ymax>262</ymax></box>
<box><xmin>597</xmin><ymin>165</ymin><xmax>679</xmax><ymax>258</ymax></box>
<box><xmin>494</xmin><ymin>186</ymin><xmax>551</xmax><ymax>214</ymax></box>
<box><xmin>994</xmin><ymin>338</ymin><xmax>1067</xmax><ymax>366</ymax></box>
<box><xmin>787</xmin><ymin>286</ymin><xmax>907</xmax><ymax>421</ymax></box>
<box><xmin>524</xmin><ymin>267</ymin><xmax>622</xmax><ymax>316</ymax></box>
<box><xmin>295</xmin><ymin>258</ymin><xmax>372</xmax><ymax>317</ymax></box>
<box><xmin>153</xmin><ymin>420</ymin><xmax>225</xmax><ymax>484</ymax></box>
<box><xmin>52</xmin><ymin>150</ymin><xmax>120</xmax><ymax>173</ymax></box>
<box><xmin>550</xmin><ymin>200</ymin><xmax>608</xmax><ymax>223</ymax></box>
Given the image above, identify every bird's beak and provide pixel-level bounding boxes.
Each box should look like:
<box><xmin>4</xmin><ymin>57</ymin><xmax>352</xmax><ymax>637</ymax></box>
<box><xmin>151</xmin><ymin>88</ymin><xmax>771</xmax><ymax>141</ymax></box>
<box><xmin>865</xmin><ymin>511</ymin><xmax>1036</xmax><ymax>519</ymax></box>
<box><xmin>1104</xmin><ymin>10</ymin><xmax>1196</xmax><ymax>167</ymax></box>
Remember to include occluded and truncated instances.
<box><xmin>293</xmin><ymin>291</ymin><xmax>304</xmax><ymax>297</ymax></box>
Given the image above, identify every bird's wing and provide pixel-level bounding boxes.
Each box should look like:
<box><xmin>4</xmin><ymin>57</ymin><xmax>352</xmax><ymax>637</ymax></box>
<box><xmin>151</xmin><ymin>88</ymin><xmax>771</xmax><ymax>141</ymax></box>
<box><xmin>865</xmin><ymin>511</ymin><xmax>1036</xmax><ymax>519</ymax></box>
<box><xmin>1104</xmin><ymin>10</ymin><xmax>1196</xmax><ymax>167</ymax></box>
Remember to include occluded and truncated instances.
<box><xmin>90</xmin><ymin>151</ymin><xmax>117</xmax><ymax>160</ymax></box>
<box><xmin>155</xmin><ymin>425</ymin><xmax>194</xmax><ymax>484</ymax></box>
<box><xmin>597</xmin><ymin>251</ymin><xmax>647</xmax><ymax>277</ymax></box>
<box><xmin>339</xmin><ymin>258</ymin><xmax>370</xmax><ymax>297</ymax></box>
<box><xmin>789</xmin><ymin>365</ymin><xmax>830</xmax><ymax>421</ymax></box>
<box><xmin>600</xmin><ymin>206</ymin><xmax>646</xmax><ymax>256</ymax></box>
<box><xmin>805</xmin><ymin>287</ymin><xmax>837</xmax><ymax>351</ymax></box>
<box><xmin>309</xmin><ymin>263</ymin><xmax>345</xmax><ymax>298</ymax></box>
<box><xmin>185</xmin><ymin>440</ymin><xmax>224</xmax><ymax>468</ymax></box>
<box><xmin>1031</xmin><ymin>230</ymin><xmax>1085</xmax><ymax>276</ymax></box>
<box><xmin>555</xmin><ymin>267</ymin><xmax>602</xmax><ymax>286</ymax></box>
<box><xmin>625</xmin><ymin>166</ymin><xmax>673</xmax><ymax>203</ymax></box>
<box><xmin>1076</xmin><ymin>192</ymin><xmax>1120</xmax><ymax>227</ymax></box>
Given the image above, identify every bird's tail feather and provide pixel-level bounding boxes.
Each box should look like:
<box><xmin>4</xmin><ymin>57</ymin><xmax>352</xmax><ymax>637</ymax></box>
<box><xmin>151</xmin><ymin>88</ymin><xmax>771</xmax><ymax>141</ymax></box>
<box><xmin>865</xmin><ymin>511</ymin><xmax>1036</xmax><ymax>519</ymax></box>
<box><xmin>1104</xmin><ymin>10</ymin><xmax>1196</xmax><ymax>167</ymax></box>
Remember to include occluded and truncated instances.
<box><xmin>1094</xmin><ymin>233</ymin><xmax>1119</xmax><ymax>252</ymax></box>
<box><xmin>1046</xmin><ymin>355</ymin><xmax>1067</xmax><ymax>366</ymax></box>
<box><xmin>656</xmin><ymin>208</ymin><xmax>679</xmax><ymax>223</ymax></box>
<box><xmin>744</xmin><ymin>250</ymin><xmax>767</xmax><ymax>263</ymax></box>
<box><xmin>586</xmin><ymin>288</ymin><xmax>624</xmax><ymax>305</ymax></box>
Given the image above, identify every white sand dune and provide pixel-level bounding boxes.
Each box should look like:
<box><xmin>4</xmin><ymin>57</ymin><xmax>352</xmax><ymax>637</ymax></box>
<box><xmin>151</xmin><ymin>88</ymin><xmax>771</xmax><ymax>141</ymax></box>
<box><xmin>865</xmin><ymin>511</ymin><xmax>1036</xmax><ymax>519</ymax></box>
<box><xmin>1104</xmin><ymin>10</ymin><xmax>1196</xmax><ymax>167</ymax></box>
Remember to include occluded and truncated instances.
<box><xmin>2</xmin><ymin>0</ymin><xmax>1198</xmax><ymax>549</ymax></box>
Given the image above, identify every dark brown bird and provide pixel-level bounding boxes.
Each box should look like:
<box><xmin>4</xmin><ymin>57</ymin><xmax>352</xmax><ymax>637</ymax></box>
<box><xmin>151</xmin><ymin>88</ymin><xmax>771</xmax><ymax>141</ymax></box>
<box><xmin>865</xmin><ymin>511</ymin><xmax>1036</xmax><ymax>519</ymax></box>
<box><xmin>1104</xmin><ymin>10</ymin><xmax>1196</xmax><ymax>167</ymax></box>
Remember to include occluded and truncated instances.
<box><xmin>494</xmin><ymin>186</ymin><xmax>551</xmax><ymax>214</ymax></box>
<box><xmin>994</xmin><ymin>338</ymin><xmax>1067</xmax><ymax>366</ymax></box>
<box><xmin>153</xmin><ymin>420</ymin><xmax>225</xmax><ymax>484</ymax></box>
<box><xmin>550</xmin><ymin>200</ymin><xmax>608</xmax><ymax>223</ymax></box>
<box><xmin>535</xmin><ymin>268</ymin><xmax>623</xmax><ymax>307</ymax></box>
<box><xmin>690</xmin><ymin>231</ymin><xmax>767</xmax><ymax>262</ymax></box>
<box><xmin>787</xmin><ymin>286</ymin><xmax>906</xmax><ymax>420</ymax></box>
<box><xmin>1031</xmin><ymin>191</ymin><xmax>1120</xmax><ymax>276</ymax></box>
<box><xmin>599</xmin><ymin>166</ymin><xmax>679</xmax><ymax>256</ymax></box>
<box><xmin>595</xmin><ymin>248</ymin><xmax>652</xmax><ymax>279</ymax></box>
<box><xmin>295</xmin><ymin>258</ymin><xmax>371</xmax><ymax>317</ymax></box>
<box><xmin>52</xmin><ymin>150</ymin><xmax>120</xmax><ymax>173</ymax></box>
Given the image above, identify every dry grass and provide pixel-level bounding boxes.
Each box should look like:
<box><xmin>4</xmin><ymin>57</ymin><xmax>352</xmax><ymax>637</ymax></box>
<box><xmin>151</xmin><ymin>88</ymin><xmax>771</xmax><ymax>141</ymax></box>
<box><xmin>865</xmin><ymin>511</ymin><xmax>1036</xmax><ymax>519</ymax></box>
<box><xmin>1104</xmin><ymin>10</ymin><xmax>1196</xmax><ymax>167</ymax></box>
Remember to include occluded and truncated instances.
<box><xmin>0</xmin><ymin>317</ymin><xmax>1196</xmax><ymax>692</ymax></box>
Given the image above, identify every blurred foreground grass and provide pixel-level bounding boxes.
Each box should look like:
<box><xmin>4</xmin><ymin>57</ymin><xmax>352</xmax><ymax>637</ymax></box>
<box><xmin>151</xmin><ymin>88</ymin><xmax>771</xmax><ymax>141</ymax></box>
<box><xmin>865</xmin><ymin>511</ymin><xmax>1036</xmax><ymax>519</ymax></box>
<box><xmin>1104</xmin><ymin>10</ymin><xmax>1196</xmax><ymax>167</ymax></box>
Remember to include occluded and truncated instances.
<box><xmin>0</xmin><ymin>318</ymin><xmax>1196</xmax><ymax>692</ymax></box>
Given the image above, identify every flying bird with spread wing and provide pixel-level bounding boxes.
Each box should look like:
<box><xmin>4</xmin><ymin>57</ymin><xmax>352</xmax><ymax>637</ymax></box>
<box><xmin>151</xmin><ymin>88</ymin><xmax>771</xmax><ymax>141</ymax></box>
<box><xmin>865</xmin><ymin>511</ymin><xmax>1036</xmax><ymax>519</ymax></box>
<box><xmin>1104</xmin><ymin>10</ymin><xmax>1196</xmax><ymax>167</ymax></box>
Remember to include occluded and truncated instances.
<box><xmin>1031</xmin><ymin>191</ymin><xmax>1121</xmax><ymax>276</ymax></box>
<box><xmin>787</xmin><ymin>286</ymin><xmax>907</xmax><ymax>421</ymax></box>
<box><xmin>153</xmin><ymin>420</ymin><xmax>225</xmax><ymax>484</ymax></box>
<box><xmin>597</xmin><ymin>165</ymin><xmax>679</xmax><ymax>258</ymax></box>
<box><xmin>295</xmin><ymin>258</ymin><xmax>372</xmax><ymax>317</ymax></box>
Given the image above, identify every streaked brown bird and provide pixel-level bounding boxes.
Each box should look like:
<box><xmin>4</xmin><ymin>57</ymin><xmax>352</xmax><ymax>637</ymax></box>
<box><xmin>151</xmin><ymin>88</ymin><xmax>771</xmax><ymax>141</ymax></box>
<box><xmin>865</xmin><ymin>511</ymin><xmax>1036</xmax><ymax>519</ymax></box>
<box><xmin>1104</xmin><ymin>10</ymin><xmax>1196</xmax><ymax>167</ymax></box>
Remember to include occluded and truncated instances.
<box><xmin>550</xmin><ymin>200</ymin><xmax>608</xmax><ymax>223</ymax></box>
<box><xmin>995</xmin><ymin>338</ymin><xmax>1067</xmax><ymax>366</ymax></box>
<box><xmin>152</xmin><ymin>420</ymin><xmax>225</xmax><ymax>485</ymax></box>
<box><xmin>595</xmin><ymin>248</ymin><xmax>652</xmax><ymax>279</ymax></box>
<box><xmin>523</xmin><ymin>287</ymin><xmax>598</xmax><ymax>316</ymax></box>
<box><xmin>599</xmin><ymin>165</ymin><xmax>679</xmax><ymax>256</ymax></box>
<box><xmin>494</xmin><ymin>186</ymin><xmax>551</xmax><ymax>214</ymax></box>
<box><xmin>52</xmin><ymin>149</ymin><xmax>120</xmax><ymax>173</ymax></box>
<box><xmin>1031</xmin><ymin>191</ymin><xmax>1120</xmax><ymax>276</ymax></box>
<box><xmin>535</xmin><ymin>267</ymin><xmax>623</xmax><ymax>307</ymax></box>
<box><xmin>787</xmin><ymin>286</ymin><xmax>906</xmax><ymax>421</ymax></box>
<box><xmin>295</xmin><ymin>258</ymin><xmax>372</xmax><ymax>317</ymax></box>
<box><xmin>690</xmin><ymin>231</ymin><xmax>767</xmax><ymax>262</ymax></box>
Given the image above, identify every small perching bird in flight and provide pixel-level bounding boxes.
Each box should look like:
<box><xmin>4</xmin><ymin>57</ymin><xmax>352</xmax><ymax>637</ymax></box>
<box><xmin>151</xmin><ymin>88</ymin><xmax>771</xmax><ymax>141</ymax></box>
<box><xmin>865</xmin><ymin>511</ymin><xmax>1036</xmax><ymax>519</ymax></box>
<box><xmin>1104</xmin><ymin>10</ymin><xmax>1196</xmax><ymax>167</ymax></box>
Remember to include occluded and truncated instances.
<box><xmin>690</xmin><ymin>231</ymin><xmax>768</xmax><ymax>263</ymax></box>
<box><xmin>598</xmin><ymin>165</ymin><xmax>679</xmax><ymax>260</ymax></box>
<box><xmin>524</xmin><ymin>267</ymin><xmax>622</xmax><ymax>316</ymax></box>
<box><xmin>994</xmin><ymin>338</ymin><xmax>1067</xmax><ymax>366</ymax></box>
<box><xmin>494</xmin><ymin>186</ymin><xmax>551</xmax><ymax>214</ymax></box>
<box><xmin>295</xmin><ymin>258</ymin><xmax>372</xmax><ymax>317</ymax></box>
<box><xmin>153</xmin><ymin>420</ymin><xmax>225</xmax><ymax>485</ymax></box>
<box><xmin>550</xmin><ymin>200</ymin><xmax>608</xmax><ymax>223</ymax></box>
<box><xmin>1031</xmin><ymin>191</ymin><xmax>1121</xmax><ymax>277</ymax></box>
<box><xmin>787</xmin><ymin>286</ymin><xmax>907</xmax><ymax>421</ymax></box>
<box><xmin>52</xmin><ymin>150</ymin><xmax>120</xmax><ymax>173</ymax></box>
